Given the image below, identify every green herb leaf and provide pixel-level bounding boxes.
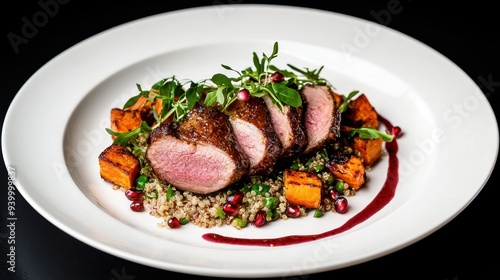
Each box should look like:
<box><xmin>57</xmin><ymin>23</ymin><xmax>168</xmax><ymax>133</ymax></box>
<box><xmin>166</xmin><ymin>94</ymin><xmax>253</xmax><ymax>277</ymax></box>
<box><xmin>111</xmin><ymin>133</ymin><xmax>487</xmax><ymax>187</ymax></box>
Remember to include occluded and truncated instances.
<box><xmin>166</xmin><ymin>185</ymin><xmax>175</xmax><ymax>201</ymax></box>
<box><xmin>105</xmin><ymin>121</ymin><xmax>151</xmax><ymax>146</ymax></box>
<box><xmin>204</xmin><ymin>90</ymin><xmax>218</xmax><ymax>107</ymax></box>
<box><xmin>347</xmin><ymin>126</ymin><xmax>394</xmax><ymax>142</ymax></box>
<box><xmin>185</xmin><ymin>83</ymin><xmax>200</xmax><ymax>111</ymax></box>
<box><xmin>252</xmin><ymin>52</ymin><xmax>261</xmax><ymax>75</ymax></box>
<box><xmin>151</xmin><ymin>79</ymin><xmax>166</xmax><ymax>90</ymax></box>
<box><xmin>211</xmin><ymin>73</ymin><xmax>232</xmax><ymax>87</ymax></box>
<box><xmin>338</xmin><ymin>90</ymin><xmax>360</xmax><ymax>113</ymax></box>
<box><xmin>271</xmin><ymin>83</ymin><xmax>302</xmax><ymax>108</ymax></box>
<box><xmin>271</xmin><ymin>41</ymin><xmax>279</xmax><ymax>59</ymax></box>
<box><xmin>123</xmin><ymin>91</ymin><xmax>146</xmax><ymax>109</ymax></box>
<box><xmin>221</xmin><ymin>64</ymin><xmax>241</xmax><ymax>76</ymax></box>
<box><xmin>286</xmin><ymin>64</ymin><xmax>329</xmax><ymax>87</ymax></box>
<box><xmin>216</xmin><ymin>87</ymin><xmax>225</xmax><ymax>105</ymax></box>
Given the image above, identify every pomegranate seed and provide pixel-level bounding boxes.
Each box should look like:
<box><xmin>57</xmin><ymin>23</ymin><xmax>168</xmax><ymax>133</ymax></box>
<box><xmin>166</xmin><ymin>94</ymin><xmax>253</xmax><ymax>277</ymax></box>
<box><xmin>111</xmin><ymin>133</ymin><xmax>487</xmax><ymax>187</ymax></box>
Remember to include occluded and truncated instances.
<box><xmin>222</xmin><ymin>203</ymin><xmax>239</xmax><ymax>216</ymax></box>
<box><xmin>130</xmin><ymin>199</ymin><xmax>144</xmax><ymax>212</ymax></box>
<box><xmin>334</xmin><ymin>197</ymin><xmax>348</xmax><ymax>214</ymax></box>
<box><xmin>167</xmin><ymin>217</ymin><xmax>181</xmax><ymax>228</ymax></box>
<box><xmin>271</xmin><ymin>71</ymin><xmax>285</xmax><ymax>83</ymax></box>
<box><xmin>285</xmin><ymin>205</ymin><xmax>301</xmax><ymax>218</ymax></box>
<box><xmin>252</xmin><ymin>210</ymin><xmax>267</xmax><ymax>227</ymax></box>
<box><xmin>328</xmin><ymin>189</ymin><xmax>339</xmax><ymax>200</ymax></box>
<box><xmin>226</xmin><ymin>191</ymin><xmax>244</xmax><ymax>206</ymax></box>
<box><xmin>237</xmin><ymin>89</ymin><xmax>250</xmax><ymax>102</ymax></box>
<box><xmin>391</xmin><ymin>126</ymin><xmax>402</xmax><ymax>137</ymax></box>
<box><xmin>125</xmin><ymin>189</ymin><xmax>142</xmax><ymax>201</ymax></box>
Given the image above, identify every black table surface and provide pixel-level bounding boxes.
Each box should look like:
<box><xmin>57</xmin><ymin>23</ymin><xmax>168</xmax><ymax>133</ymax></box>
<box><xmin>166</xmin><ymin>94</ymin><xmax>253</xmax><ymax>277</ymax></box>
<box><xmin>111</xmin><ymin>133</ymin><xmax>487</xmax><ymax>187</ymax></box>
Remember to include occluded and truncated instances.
<box><xmin>2</xmin><ymin>1</ymin><xmax>499</xmax><ymax>279</ymax></box>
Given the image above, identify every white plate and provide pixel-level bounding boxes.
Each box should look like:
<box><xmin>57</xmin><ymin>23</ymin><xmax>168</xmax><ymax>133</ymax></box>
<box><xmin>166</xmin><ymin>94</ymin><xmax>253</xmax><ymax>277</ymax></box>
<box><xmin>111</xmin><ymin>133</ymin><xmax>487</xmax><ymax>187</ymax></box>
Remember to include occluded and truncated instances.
<box><xmin>2</xmin><ymin>4</ymin><xmax>498</xmax><ymax>278</ymax></box>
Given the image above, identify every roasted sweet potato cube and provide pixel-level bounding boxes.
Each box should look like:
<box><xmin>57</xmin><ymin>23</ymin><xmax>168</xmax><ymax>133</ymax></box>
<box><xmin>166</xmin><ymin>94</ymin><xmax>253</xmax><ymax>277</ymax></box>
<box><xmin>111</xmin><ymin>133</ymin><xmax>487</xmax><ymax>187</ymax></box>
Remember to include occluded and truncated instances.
<box><xmin>110</xmin><ymin>108</ymin><xmax>142</xmax><ymax>137</ymax></box>
<box><xmin>326</xmin><ymin>155</ymin><xmax>366</xmax><ymax>189</ymax></box>
<box><xmin>344</xmin><ymin>93</ymin><xmax>379</xmax><ymax>128</ymax></box>
<box><xmin>352</xmin><ymin>136</ymin><xmax>383</xmax><ymax>166</ymax></box>
<box><xmin>283</xmin><ymin>169</ymin><xmax>322</xmax><ymax>208</ymax></box>
<box><xmin>98</xmin><ymin>144</ymin><xmax>140</xmax><ymax>189</ymax></box>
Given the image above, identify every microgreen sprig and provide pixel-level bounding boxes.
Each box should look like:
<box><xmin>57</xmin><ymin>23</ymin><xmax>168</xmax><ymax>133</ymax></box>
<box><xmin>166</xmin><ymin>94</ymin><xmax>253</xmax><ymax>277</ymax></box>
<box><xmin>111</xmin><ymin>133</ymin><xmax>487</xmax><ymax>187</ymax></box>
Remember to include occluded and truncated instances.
<box><xmin>338</xmin><ymin>90</ymin><xmax>360</xmax><ymax>113</ymax></box>
<box><xmin>285</xmin><ymin>64</ymin><xmax>330</xmax><ymax>87</ymax></box>
<box><xmin>208</xmin><ymin>42</ymin><xmax>303</xmax><ymax>112</ymax></box>
<box><xmin>106</xmin><ymin>121</ymin><xmax>152</xmax><ymax>146</ymax></box>
<box><xmin>107</xmin><ymin>42</ymin><xmax>333</xmax><ymax>143</ymax></box>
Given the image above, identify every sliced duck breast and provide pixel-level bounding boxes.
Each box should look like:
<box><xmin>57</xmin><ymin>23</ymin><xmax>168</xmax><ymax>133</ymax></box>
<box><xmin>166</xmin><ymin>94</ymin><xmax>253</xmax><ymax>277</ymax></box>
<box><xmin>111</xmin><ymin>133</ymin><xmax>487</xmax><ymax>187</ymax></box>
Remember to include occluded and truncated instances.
<box><xmin>146</xmin><ymin>103</ymin><xmax>249</xmax><ymax>194</ymax></box>
<box><xmin>301</xmin><ymin>84</ymin><xmax>341</xmax><ymax>155</ymax></box>
<box><xmin>226</xmin><ymin>96</ymin><xmax>282</xmax><ymax>175</ymax></box>
<box><xmin>262</xmin><ymin>94</ymin><xmax>307</xmax><ymax>161</ymax></box>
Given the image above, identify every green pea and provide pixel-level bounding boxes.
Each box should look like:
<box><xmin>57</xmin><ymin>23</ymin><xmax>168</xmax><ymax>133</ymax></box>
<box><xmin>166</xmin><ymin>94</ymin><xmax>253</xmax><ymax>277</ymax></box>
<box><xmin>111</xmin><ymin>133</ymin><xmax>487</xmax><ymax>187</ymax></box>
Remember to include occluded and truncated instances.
<box><xmin>216</xmin><ymin>208</ymin><xmax>226</xmax><ymax>219</ymax></box>
<box><xmin>335</xmin><ymin>180</ymin><xmax>345</xmax><ymax>193</ymax></box>
<box><xmin>179</xmin><ymin>217</ymin><xmax>189</xmax><ymax>225</ymax></box>
<box><xmin>312</xmin><ymin>164</ymin><xmax>324</xmax><ymax>173</ymax></box>
<box><xmin>135</xmin><ymin>175</ymin><xmax>148</xmax><ymax>190</ymax></box>
<box><xmin>313</xmin><ymin>208</ymin><xmax>324</xmax><ymax>218</ymax></box>
<box><xmin>263</xmin><ymin>197</ymin><xmax>278</xmax><ymax>210</ymax></box>
<box><xmin>232</xmin><ymin>218</ymin><xmax>248</xmax><ymax>228</ymax></box>
<box><xmin>251</xmin><ymin>183</ymin><xmax>269</xmax><ymax>195</ymax></box>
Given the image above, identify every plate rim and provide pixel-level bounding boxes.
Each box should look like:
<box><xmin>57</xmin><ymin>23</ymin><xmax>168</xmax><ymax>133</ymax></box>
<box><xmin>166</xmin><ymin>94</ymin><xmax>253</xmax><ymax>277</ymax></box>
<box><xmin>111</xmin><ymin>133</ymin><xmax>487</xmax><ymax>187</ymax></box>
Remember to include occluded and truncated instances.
<box><xmin>2</xmin><ymin>4</ymin><xmax>498</xmax><ymax>278</ymax></box>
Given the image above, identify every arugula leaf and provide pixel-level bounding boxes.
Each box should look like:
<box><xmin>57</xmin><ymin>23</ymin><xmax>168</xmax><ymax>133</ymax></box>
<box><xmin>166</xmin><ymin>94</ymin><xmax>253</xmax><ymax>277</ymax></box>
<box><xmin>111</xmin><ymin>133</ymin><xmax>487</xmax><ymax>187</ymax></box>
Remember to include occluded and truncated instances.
<box><xmin>347</xmin><ymin>126</ymin><xmax>394</xmax><ymax>142</ymax></box>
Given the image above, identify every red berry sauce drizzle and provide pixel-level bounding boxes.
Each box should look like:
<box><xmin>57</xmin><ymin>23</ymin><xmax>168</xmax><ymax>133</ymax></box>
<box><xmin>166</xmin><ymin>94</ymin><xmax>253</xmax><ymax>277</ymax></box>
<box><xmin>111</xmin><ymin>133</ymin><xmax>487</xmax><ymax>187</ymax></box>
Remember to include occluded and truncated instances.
<box><xmin>202</xmin><ymin>114</ymin><xmax>401</xmax><ymax>246</ymax></box>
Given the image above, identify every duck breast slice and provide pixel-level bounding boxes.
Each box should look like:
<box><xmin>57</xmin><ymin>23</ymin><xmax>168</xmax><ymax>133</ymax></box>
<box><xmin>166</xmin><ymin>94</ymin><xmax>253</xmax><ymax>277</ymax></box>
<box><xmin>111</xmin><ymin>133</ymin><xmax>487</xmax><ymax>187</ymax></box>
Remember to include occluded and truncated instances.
<box><xmin>146</xmin><ymin>103</ymin><xmax>249</xmax><ymax>194</ymax></box>
<box><xmin>301</xmin><ymin>84</ymin><xmax>341</xmax><ymax>155</ymax></box>
<box><xmin>226</xmin><ymin>96</ymin><xmax>282</xmax><ymax>175</ymax></box>
<box><xmin>262</xmin><ymin>94</ymin><xmax>307</xmax><ymax>161</ymax></box>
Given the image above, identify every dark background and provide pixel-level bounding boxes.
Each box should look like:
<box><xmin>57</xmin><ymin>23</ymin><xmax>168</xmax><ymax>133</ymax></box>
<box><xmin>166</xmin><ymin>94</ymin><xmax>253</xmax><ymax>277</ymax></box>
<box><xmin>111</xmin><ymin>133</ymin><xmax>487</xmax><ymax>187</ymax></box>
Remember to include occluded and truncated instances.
<box><xmin>2</xmin><ymin>1</ymin><xmax>499</xmax><ymax>279</ymax></box>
